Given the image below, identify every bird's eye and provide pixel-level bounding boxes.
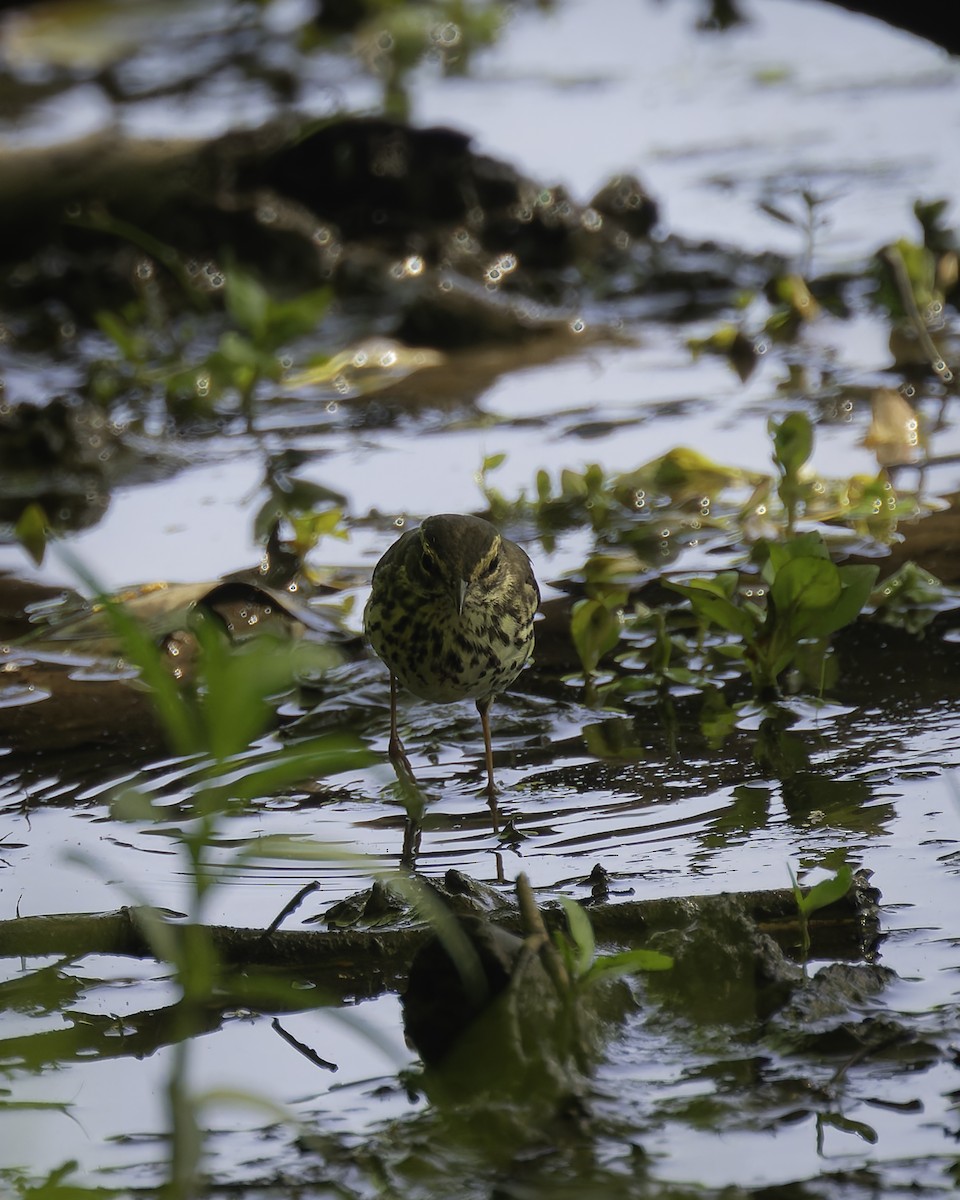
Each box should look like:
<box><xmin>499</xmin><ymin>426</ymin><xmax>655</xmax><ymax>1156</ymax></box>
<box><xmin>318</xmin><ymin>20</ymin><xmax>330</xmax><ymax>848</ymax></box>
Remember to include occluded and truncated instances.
<box><xmin>420</xmin><ymin>551</ymin><xmax>440</xmax><ymax>577</ymax></box>
<box><xmin>482</xmin><ymin>554</ymin><xmax>501</xmax><ymax>578</ymax></box>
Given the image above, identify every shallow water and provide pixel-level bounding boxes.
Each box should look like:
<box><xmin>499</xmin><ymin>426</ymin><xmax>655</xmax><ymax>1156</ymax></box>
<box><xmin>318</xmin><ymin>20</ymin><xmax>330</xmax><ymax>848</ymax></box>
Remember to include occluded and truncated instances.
<box><xmin>2</xmin><ymin>0</ymin><xmax>960</xmax><ymax>1194</ymax></box>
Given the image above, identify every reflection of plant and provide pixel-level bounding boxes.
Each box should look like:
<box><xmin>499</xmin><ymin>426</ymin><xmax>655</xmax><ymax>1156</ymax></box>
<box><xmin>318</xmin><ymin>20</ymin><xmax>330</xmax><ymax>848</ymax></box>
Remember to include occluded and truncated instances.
<box><xmin>480</xmin><ymin>453</ymin><xmax>624</xmax><ymax>543</ymax></box>
<box><xmin>667</xmin><ymin>532</ymin><xmax>878</xmax><ymax>699</ymax></box>
<box><xmin>252</xmin><ymin>455</ymin><xmax>350</xmax><ymax>572</ymax></box>
<box><xmin>872</xmin><ymin>202</ymin><xmax>957</xmax><ymax>384</ymax></box>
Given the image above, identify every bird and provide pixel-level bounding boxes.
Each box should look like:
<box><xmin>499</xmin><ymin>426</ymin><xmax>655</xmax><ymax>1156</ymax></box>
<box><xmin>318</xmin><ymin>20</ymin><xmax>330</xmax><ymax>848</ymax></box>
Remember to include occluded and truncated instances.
<box><xmin>364</xmin><ymin>513</ymin><xmax>539</xmax><ymax>799</ymax></box>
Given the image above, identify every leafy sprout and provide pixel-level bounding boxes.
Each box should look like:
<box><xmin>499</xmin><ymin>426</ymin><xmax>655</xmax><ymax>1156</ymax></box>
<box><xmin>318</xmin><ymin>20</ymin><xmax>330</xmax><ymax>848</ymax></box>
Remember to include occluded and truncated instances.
<box><xmin>770</xmin><ymin>412</ymin><xmax>814</xmax><ymax>536</ymax></box>
<box><xmin>80</xmin><ymin>209</ymin><xmax>336</xmax><ymax>425</ymax></box>
<box><xmin>667</xmin><ymin>532</ymin><xmax>878</xmax><ymax>699</ymax></box>
<box><xmin>789</xmin><ymin>863</ymin><xmax>854</xmax><ymax>967</ymax></box>
<box><xmin>552</xmin><ymin>896</ymin><xmax>673</xmax><ymax>989</ymax></box>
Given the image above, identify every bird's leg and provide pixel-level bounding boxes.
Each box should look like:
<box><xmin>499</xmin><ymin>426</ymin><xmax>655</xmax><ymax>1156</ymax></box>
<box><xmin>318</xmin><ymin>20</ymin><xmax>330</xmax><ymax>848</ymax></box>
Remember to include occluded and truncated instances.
<box><xmin>387</xmin><ymin>674</ymin><xmax>416</xmax><ymax>783</ymax></box>
<box><xmin>386</xmin><ymin>675</ymin><xmax>427</xmax><ymax>860</ymax></box>
<box><xmin>477</xmin><ymin>696</ymin><xmax>498</xmax><ymax>802</ymax></box>
<box><xmin>400</xmin><ymin>816</ymin><xmax>422</xmax><ymax>868</ymax></box>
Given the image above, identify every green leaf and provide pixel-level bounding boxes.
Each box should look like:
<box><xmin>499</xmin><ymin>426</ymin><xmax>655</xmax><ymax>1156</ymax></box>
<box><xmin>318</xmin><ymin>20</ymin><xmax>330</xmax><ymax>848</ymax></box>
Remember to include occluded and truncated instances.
<box><xmin>580</xmin><ymin>948</ymin><xmax>674</xmax><ymax>987</ymax></box>
<box><xmin>214</xmin><ymin>330</ymin><xmax>272</xmax><ymax>371</ymax></box>
<box><xmin>671</xmin><ymin>571</ymin><xmax>739</xmax><ymax>601</ymax></box>
<box><xmin>225</xmin><ymin>269</ymin><xmax>270</xmax><ymax>341</ymax></box>
<box><xmin>237</xmin><ymin>834</ymin><xmax>369</xmax><ymax>865</ymax></box>
<box><xmin>571</xmin><ymin>597</ymin><xmax>621</xmax><ymax>675</ymax></box>
<box><xmin>289</xmin><ymin>510</ymin><xmax>348</xmax><ymax>554</ymax></box>
<box><xmin>107</xmin><ymin>600</ymin><xmax>201</xmax><ymax>757</ymax></box>
<box><xmin>665</xmin><ymin>576</ymin><xmax>757</xmax><ymax>639</ymax></box>
<box><xmin>557</xmin><ymin>896</ymin><xmax>595</xmax><ymax>976</ymax></box>
<box><xmin>872</xmin><ymin>560</ymin><xmax>944</xmax><ymax>608</ymax></box>
<box><xmin>796</xmin><ymin>865</ymin><xmax>853</xmax><ymax>917</ymax></box>
<box><xmin>762</xmin><ymin>532</ymin><xmax>829</xmax><ymax>578</ymax></box>
<box><xmin>191</xmin><ymin>619</ymin><xmax>299</xmax><ymax>762</ymax></box>
<box><xmin>535</xmin><ymin>468</ymin><xmax>552</xmax><ymax>504</ymax></box>
<box><xmin>262</xmin><ymin>287</ymin><xmax>333</xmax><ymax>347</ymax></box>
<box><xmin>800</xmin><ymin>564</ymin><xmax>879</xmax><ymax>637</ymax></box>
<box><xmin>788</xmin><ymin>864</ymin><xmax>804</xmax><ymax>909</ymax></box>
<box><xmin>769</xmin><ymin>557</ymin><xmax>842</xmax><ymax>631</ymax></box>
<box><xmin>95</xmin><ymin>308</ymin><xmax>145</xmax><ymax>360</ymax></box>
<box><xmin>770</xmin><ymin>412</ymin><xmax>813</xmax><ymax>475</ymax></box>
<box><xmin>194</xmin><ymin>1087</ymin><xmax>293</xmax><ymax>1125</ymax></box>
<box><xmin>560</xmin><ymin>467</ymin><xmax>589</xmax><ymax>498</ymax></box>
<box><xmin>229</xmin><ymin>735</ymin><xmax>374</xmax><ymax>802</ymax></box>
<box><xmin>648</xmin><ymin>446</ymin><xmax>752</xmax><ymax>499</ymax></box>
<box><xmin>111</xmin><ymin>786</ymin><xmax>163</xmax><ymax>823</ymax></box>
<box><xmin>15</xmin><ymin>502</ymin><xmax>50</xmax><ymax>566</ymax></box>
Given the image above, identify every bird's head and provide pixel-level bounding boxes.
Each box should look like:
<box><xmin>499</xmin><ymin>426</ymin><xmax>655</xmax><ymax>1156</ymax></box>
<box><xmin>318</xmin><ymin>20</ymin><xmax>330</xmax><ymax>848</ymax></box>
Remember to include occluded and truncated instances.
<box><xmin>411</xmin><ymin>514</ymin><xmax>505</xmax><ymax>612</ymax></box>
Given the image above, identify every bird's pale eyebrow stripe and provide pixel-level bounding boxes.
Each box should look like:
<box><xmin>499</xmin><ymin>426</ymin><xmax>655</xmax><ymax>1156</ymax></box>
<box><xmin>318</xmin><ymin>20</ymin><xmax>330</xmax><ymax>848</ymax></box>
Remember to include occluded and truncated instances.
<box><xmin>477</xmin><ymin>536</ymin><xmax>502</xmax><ymax>572</ymax></box>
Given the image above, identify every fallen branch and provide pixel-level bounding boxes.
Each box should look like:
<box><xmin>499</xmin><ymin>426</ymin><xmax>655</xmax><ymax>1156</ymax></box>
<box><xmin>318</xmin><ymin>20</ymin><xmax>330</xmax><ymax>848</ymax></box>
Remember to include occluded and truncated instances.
<box><xmin>0</xmin><ymin>874</ymin><xmax>881</xmax><ymax>1072</ymax></box>
<box><xmin>0</xmin><ymin>871</ymin><xmax>880</xmax><ymax>980</ymax></box>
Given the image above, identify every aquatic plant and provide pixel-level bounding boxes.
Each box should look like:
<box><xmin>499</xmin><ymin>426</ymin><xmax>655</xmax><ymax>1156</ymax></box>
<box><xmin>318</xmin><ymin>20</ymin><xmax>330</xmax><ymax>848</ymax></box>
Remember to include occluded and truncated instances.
<box><xmin>667</xmin><ymin>532</ymin><xmax>878</xmax><ymax>699</ymax></box>
<box><xmin>60</xmin><ymin>568</ymin><xmax>371</xmax><ymax>1199</ymax></box>
<box><xmin>789</xmin><ymin>863</ymin><xmax>854</xmax><ymax>968</ymax></box>
<box><xmin>552</xmin><ymin>894</ymin><xmax>673</xmax><ymax>991</ymax></box>
<box><xmin>91</xmin><ymin>242</ymin><xmax>334</xmax><ymax>426</ymax></box>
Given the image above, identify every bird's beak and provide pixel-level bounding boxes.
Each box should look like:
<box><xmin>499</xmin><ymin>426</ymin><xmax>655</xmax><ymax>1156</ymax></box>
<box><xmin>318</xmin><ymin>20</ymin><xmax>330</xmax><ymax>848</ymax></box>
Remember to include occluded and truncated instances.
<box><xmin>457</xmin><ymin>578</ymin><xmax>469</xmax><ymax>615</ymax></box>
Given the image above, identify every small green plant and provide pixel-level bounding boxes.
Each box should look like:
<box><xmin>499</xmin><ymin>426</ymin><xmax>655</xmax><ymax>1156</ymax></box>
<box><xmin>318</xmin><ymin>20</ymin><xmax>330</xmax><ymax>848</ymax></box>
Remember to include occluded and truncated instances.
<box><xmin>212</xmin><ymin>266</ymin><xmax>334</xmax><ymax>425</ymax></box>
<box><xmin>552</xmin><ymin>896</ymin><xmax>673</xmax><ymax>989</ymax></box>
<box><xmin>84</xmin><ymin>211</ymin><xmax>334</xmax><ymax>425</ymax></box>
<box><xmin>570</xmin><ymin>589</ymin><xmax>625</xmax><ymax>696</ymax></box>
<box><xmin>789</xmin><ymin>863</ymin><xmax>854</xmax><ymax>967</ymax></box>
<box><xmin>511</xmin><ymin>876</ymin><xmax>672</xmax><ymax>1077</ymax></box>
<box><xmin>758</xmin><ymin>186</ymin><xmax>835</xmax><ymax>277</ymax></box>
<box><xmin>770</xmin><ymin>412</ymin><xmax>815</xmax><ymax>536</ymax></box>
<box><xmin>251</xmin><ymin>456</ymin><xmax>349</xmax><ymax>570</ymax></box>
<box><xmin>870</xmin><ymin>560</ymin><xmax>958</xmax><ymax>634</ymax></box>
<box><xmin>666</xmin><ymin>532</ymin><xmax>878</xmax><ymax>699</ymax></box>
<box><xmin>480</xmin><ymin>419</ymin><xmax>917</xmax><ymax>706</ymax></box>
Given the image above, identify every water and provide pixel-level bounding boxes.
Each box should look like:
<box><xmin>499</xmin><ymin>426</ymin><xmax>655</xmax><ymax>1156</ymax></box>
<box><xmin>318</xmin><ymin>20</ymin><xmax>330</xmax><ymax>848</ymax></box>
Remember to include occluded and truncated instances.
<box><xmin>418</xmin><ymin>0</ymin><xmax>959</xmax><ymax>264</ymax></box>
<box><xmin>1</xmin><ymin>0</ymin><xmax>960</xmax><ymax>1193</ymax></box>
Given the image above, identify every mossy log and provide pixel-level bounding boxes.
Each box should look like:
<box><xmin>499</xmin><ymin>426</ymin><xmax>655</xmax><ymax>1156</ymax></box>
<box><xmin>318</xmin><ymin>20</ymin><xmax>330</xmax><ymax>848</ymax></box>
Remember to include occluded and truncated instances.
<box><xmin>0</xmin><ymin>870</ymin><xmax>880</xmax><ymax>984</ymax></box>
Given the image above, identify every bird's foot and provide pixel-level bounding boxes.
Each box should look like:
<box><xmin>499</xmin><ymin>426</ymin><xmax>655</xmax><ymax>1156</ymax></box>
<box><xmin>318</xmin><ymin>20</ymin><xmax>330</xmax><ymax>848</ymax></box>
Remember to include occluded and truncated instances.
<box><xmin>388</xmin><ymin>734</ymin><xmax>416</xmax><ymax>784</ymax></box>
<box><xmin>400</xmin><ymin>816</ymin><xmax>422</xmax><ymax>868</ymax></box>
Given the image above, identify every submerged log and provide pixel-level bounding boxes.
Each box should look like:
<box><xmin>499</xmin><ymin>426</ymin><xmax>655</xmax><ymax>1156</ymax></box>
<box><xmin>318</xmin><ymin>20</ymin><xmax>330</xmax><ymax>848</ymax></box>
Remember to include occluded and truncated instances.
<box><xmin>0</xmin><ymin>870</ymin><xmax>881</xmax><ymax>986</ymax></box>
<box><xmin>0</xmin><ymin>874</ymin><xmax>882</xmax><ymax>1073</ymax></box>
